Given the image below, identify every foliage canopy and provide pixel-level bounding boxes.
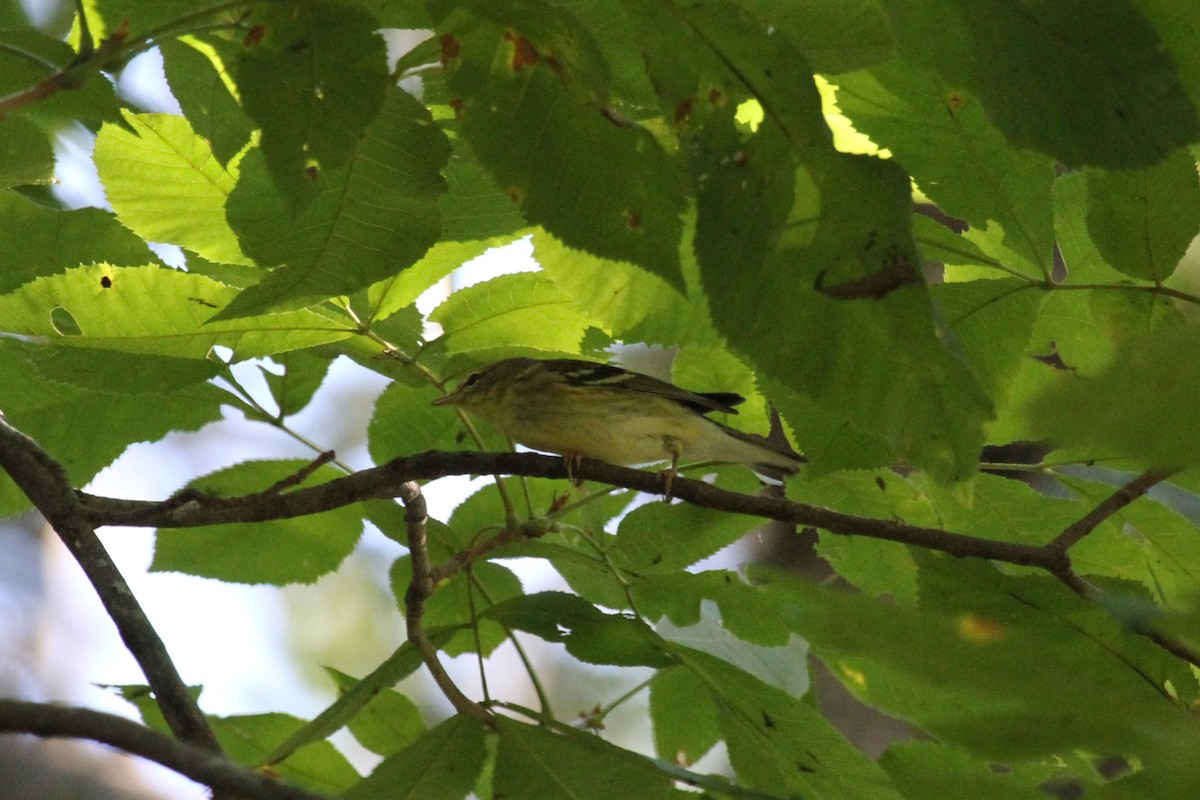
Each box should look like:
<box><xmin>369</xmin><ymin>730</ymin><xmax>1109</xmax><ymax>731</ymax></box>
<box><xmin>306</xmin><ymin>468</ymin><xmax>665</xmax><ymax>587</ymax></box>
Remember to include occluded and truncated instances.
<box><xmin>4</xmin><ymin>1</ymin><xmax>1200</xmax><ymax>798</ymax></box>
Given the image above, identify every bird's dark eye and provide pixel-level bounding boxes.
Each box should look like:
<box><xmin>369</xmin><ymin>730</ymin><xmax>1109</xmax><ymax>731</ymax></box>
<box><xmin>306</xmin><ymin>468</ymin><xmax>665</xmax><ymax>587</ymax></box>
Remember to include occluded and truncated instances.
<box><xmin>463</xmin><ymin>372</ymin><xmax>481</xmax><ymax>387</ymax></box>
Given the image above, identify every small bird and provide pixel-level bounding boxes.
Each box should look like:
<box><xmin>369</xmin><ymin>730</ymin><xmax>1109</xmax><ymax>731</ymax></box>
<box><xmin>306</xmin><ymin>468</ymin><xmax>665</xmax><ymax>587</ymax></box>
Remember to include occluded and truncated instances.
<box><xmin>432</xmin><ymin>357</ymin><xmax>802</xmax><ymax>486</ymax></box>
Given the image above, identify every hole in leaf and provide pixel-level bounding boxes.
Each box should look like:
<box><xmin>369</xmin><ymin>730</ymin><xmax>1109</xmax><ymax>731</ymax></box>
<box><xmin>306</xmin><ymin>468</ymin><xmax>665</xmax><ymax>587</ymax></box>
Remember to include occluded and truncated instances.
<box><xmin>50</xmin><ymin>306</ymin><xmax>81</xmax><ymax>337</ymax></box>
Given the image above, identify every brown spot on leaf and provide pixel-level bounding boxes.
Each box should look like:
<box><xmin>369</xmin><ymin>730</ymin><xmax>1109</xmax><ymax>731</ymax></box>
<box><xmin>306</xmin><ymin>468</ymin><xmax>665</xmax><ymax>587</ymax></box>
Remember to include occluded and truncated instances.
<box><xmin>243</xmin><ymin>24</ymin><xmax>266</xmax><ymax>48</ymax></box>
<box><xmin>99</xmin><ymin>275</ymin><xmax>112</xmax><ymax>288</ymax></box>
<box><xmin>707</xmin><ymin>86</ymin><xmax>725</xmax><ymax>107</ymax></box>
<box><xmin>674</xmin><ymin>97</ymin><xmax>694</xmax><ymax>122</ymax></box>
<box><xmin>506</xmin><ymin>186</ymin><xmax>526</xmax><ymax>204</ymax></box>
<box><xmin>946</xmin><ymin>91</ymin><xmax>965</xmax><ymax>112</ymax></box>
<box><xmin>439</xmin><ymin>33</ymin><xmax>460</xmax><ymax>64</ymax></box>
<box><xmin>624</xmin><ymin>210</ymin><xmax>642</xmax><ymax>230</ymax></box>
<box><xmin>505</xmin><ymin>31</ymin><xmax>538</xmax><ymax>71</ymax></box>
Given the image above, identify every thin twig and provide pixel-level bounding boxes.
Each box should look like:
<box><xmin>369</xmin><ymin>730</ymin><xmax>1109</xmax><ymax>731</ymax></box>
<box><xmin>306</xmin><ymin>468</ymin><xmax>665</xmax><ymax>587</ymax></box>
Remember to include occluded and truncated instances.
<box><xmin>0</xmin><ymin>699</ymin><xmax>331</xmax><ymax>800</ymax></box>
<box><xmin>1045</xmin><ymin>559</ymin><xmax>1200</xmax><ymax>667</ymax></box>
<box><xmin>262</xmin><ymin>451</ymin><xmax>337</xmax><ymax>494</ymax></box>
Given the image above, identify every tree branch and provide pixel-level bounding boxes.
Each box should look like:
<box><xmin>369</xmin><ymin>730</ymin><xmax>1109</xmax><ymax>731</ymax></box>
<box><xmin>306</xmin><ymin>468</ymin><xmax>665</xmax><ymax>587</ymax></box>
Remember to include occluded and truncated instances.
<box><xmin>77</xmin><ymin>450</ymin><xmax>1059</xmax><ymax>570</ymax></box>
<box><xmin>0</xmin><ymin>419</ymin><xmax>223</xmax><ymax>756</ymax></box>
<box><xmin>0</xmin><ymin>699</ymin><xmax>333</xmax><ymax>800</ymax></box>
<box><xmin>399</xmin><ymin>480</ymin><xmax>494</xmax><ymax>724</ymax></box>
<box><xmin>1050</xmin><ymin>468</ymin><xmax>1176</xmax><ymax>551</ymax></box>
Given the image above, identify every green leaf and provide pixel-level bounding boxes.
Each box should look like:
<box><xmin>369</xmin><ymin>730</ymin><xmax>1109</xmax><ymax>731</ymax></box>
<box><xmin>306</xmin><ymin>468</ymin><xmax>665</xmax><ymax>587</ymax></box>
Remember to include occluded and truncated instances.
<box><xmin>0</xmin><ymin>115</ymin><xmax>53</xmax><ymax>189</ymax></box>
<box><xmin>0</xmin><ymin>264</ymin><xmax>352</xmax><ymax>359</ymax></box>
<box><xmin>910</xmin><ymin>472</ymin><xmax>1082</xmax><ymax>550</ymax></box>
<box><xmin>0</xmin><ymin>195</ymin><xmax>155</xmax><ymax>293</ymax></box>
<box><xmin>346</xmin><ymin>715</ymin><xmax>488</xmax><ymax>800</ymax></box>
<box><xmin>0</xmin><ymin>340</ymin><xmax>224</xmax><ymax>514</ymax></box>
<box><xmin>211</xmin><ymin>712</ymin><xmax>360</xmax><ymax>794</ymax></box>
<box><xmin>324</xmin><ymin>667</ymin><xmax>425</xmax><ymax>756</ymax></box>
<box><xmin>262</xmin><ymin>637</ymin><xmax>449</xmax><ymax>766</ymax></box>
<box><xmin>759</xmin><ymin>378</ymin><xmax>892</xmax><ymax>475</ymax></box>
<box><xmin>532</xmin><ymin>229</ymin><xmax>721</xmax><ymax>348</ymax></box>
<box><xmin>0</xmin><ymin>28</ymin><xmax>118</xmax><ymax>122</ymax></box>
<box><xmin>438</xmin><ymin>137</ymin><xmax>527</xmax><ymax>242</ymax></box>
<box><xmin>633</xmin><ymin>571</ymin><xmax>795</xmax><ymax>649</ymax></box>
<box><xmin>880</xmin><ymin>742</ymin><xmax>1080</xmax><ymax>800</ymax></box>
<box><xmin>434</xmin><ymin>0</ymin><xmax>685</xmax><ymax>287</ymax></box>
<box><xmin>800</xmin><ymin>469</ymin><xmax>945</xmax><ymax>602</ymax></box>
<box><xmin>671</xmin><ymin>346</ymin><xmax>772</xmax><ymax>436</ymax></box>
<box><xmin>365</xmin><ymin>238</ymin><xmax>512</xmax><ymax>323</ymax></box>
<box><xmin>259</xmin><ymin>350</ymin><xmax>332</xmax><ymax>419</ymax></box>
<box><xmin>671</xmin><ymin>16</ymin><xmax>993</xmax><ymax>481</ymax></box>
<box><xmin>834</xmin><ymin>64</ymin><xmax>1056</xmax><ymax>279</ymax></box>
<box><xmin>675</xmin><ymin>646</ymin><xmax>904</xmax><ymax>800</ymax></box>
<box><xmin>151</xmin><ymin>460</ymin><xmax>364</xmax><ymax>584</ymax></box>
<box><xmin>657</xmin><ymin>600</ymin><xmax>809</xmax><ymax>695</ymax></box>
<box><xmin>93</xmin><ymin>110</ymin><xmax>250</xmax><ymax>265</ymax></box>
<box><xmin>494</xmin><ymin>716</ymin><xmax>679</xmax><ymax>800</ymax></box>
<box><xmin>90</xmin><ymin>1</ymin><xmax>243</xmax><ymax>39</ymax></box>
<box><xmin>741</xmin><ymin>0</ymin><xmax>895</xmax><ymax>74</ymax></box>
<box><xmin>718</xmin><ymin>212</ymin><xmax>993</xmax><ymax>481</ymax></box>
<box><xmin>485</xmin><ymin>591</ymin><xmax>675</xmax><ymax>668</ymax></box>
<box><xmin>611</xmin><ymin>495</ymin><xmax>762</xmax><ymax>575</ymax></box>
<box><xmin>912</xmin><ymin>214</ymin><xmax>1001</xmax><ymax>273</ymax></box>
<box><xmin>881</xmin><ymin>0</ymin><xmax>1199</xmax><ymax>168</ymax></box>
<box><xmin>1084</xmin><ymin>148</ymin><xmax>1200</xmax><ymax>282</ymax></box>
<box><xmin>222</xmin><ymin>85</ymin><xmax>450</xmax><ymax>316</ymax></box>
<box><xmin>369</xmin><ymin>379</ymin><xmax>508</xmax><ymax>464</ymax></box>
<box><xmin>426</xmin><ymin>271</ymin><xmax>591</xmax><ymax>355</ymax></box>
<box><xmin>26</xmin><ymin>347</ymin><xmax>220</xmax><ymax>394</ymax></box>
<box><xmin>759</xmin><ymin>562</ymin><xmax>1200</xmax><ymax>762</ymax></box>
<box><xmin>160</xmin><ymin>36</ymin><xmax>254</xmax><ymax>165</ymax></box>
<box><xmin>1062</xmin><ymin>474</ymin><xmax>1200</xmax><ymax>608</ymax></box>
<box><xmin>1026</xmin><ymin>324</ymin><xmax>1200</xmax><ymax>467</ymax></box>
<box><xmin>1053</xmin><ymin>170</ymin><xmax>1132</xmax><ymax>283</ymax></box>
<box><xmin>237</xmin><ymin>0</ymin><xmax>388</xmax><ymax>194</ymax></box>
<box><xmin>649</xmin><ymin>666</ymin><xmax>720</xmax><ymax>766</ymax></box>
<box><xmin>930</xmin><ymin>279</ymin><xmax>1043</xmax><ymax>415</ymax></box>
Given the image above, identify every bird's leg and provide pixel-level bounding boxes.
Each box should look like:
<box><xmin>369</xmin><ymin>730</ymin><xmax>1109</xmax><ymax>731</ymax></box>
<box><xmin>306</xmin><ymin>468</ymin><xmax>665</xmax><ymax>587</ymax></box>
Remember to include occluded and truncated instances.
<box><xmin>564</xmin><ymin>451</ymin><xmax>585</xmax><ymax>487</ymax></box>
<box><xmin>659</xmin><ymin>436</ymin><xmax>682</xmax><ymax>500</ymax></box>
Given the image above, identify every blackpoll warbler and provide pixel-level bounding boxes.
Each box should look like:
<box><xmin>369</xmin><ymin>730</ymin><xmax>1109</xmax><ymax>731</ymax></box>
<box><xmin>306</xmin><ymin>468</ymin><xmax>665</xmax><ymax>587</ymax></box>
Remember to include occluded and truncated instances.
<box><xmin>432</xmin><ymin>357</ymin><xmax>802</xmax><ymax>482</ymax></box>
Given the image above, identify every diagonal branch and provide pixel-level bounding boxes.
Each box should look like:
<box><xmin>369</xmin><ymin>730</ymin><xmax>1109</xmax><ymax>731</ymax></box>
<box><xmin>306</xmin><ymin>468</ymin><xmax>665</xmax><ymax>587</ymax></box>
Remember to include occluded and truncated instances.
<box><xmin>0</xmin><ymin>419</ymin><xmax>222</xmax><ymax>756</ymax></box>
<box><xmin>0</xmin><ymin>699</ymin><xmax>332</xmax><ymax>800</ymax></box>
<box><xmin>1050</xmin><ymin>468</ymin><xmax>1176</xmax><ymax>552</ymax></box>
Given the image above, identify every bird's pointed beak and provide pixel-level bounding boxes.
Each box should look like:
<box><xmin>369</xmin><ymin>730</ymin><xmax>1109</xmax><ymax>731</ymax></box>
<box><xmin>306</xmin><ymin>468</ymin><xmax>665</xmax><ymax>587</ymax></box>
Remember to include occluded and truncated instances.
<box><xmin>431</xmin><ymin>392</ymin><xmax>458</xmax><ymax>406</ymax></box>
